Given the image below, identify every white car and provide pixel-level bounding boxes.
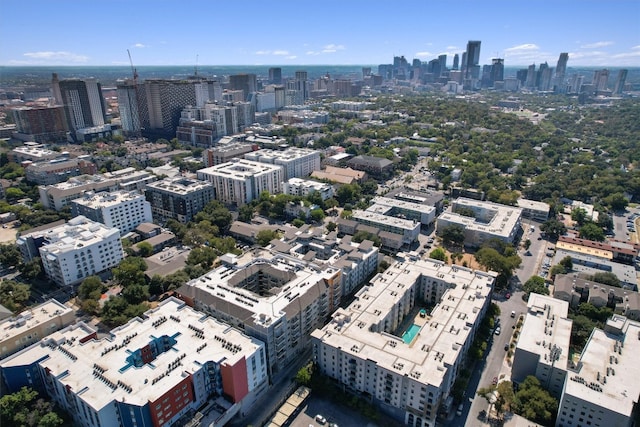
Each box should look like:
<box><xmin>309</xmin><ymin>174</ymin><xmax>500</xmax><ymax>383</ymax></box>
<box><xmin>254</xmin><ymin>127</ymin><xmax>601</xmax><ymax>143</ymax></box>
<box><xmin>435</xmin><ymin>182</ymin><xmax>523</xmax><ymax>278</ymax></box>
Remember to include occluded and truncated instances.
<box><xmin>315</xmin><ymin>415</ymin><xmax>327</xmax><ymax>425</ymax></box>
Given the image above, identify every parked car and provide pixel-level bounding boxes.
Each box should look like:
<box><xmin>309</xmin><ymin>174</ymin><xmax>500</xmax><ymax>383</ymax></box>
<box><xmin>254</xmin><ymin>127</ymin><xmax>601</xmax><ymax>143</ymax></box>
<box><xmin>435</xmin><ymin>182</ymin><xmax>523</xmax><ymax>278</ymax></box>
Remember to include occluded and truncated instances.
<box><xmin>494</xmin><ymin>326</ymin><xmax>501</xmax><ymax>335</ymax></box>
<box><xmin>456</xmin><ymin>403</ymin><xmax>464</xmax><ymax>416</ymax></box>
<box><xmin>511</xmin><ymin>310</ymin><xmax>516</xmax><ymax>318</ymax></box>
<box><xmin>315</xmin><ymin>415</ymin><xmax>327</xmax><ymax>425</ymax></box>
<box><xmin>504</xmin><ymin>344</ymin><xmax>509</xmax><ymax>351</ymax></box>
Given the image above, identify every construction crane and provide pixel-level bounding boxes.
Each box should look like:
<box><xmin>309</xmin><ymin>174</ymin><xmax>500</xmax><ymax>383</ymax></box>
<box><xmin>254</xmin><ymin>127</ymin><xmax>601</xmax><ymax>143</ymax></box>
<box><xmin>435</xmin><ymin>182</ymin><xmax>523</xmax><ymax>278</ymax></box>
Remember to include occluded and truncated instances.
<box><xmin>127</xmin><ymin>49</ymin><xmax>138</xmax><ymax>83</ymax></box>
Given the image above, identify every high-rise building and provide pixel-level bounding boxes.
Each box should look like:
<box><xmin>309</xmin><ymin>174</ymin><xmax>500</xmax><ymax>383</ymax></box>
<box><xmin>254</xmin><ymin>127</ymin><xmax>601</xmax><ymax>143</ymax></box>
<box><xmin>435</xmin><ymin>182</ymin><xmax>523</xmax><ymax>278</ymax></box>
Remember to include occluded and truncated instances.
<box><xmin>362</xmin><ymin>67</ymin><xmax>372</xmax><ymax>78</ymax></box>
<box><xmin>52</xmin><ymin>74</ymin><xmax>107</xmax><ymax>136</ymax></box>
<box><xmin>229</xmin><ymin>74</ymin><xmax>257</xmax><ymax>101</ymax></box>
<box><xmin>292</xmin><ymin>71</ymin><xmax>309</xmax><ymax>104</ymax></box>
<box><xmin>490</xmin><ymin>58</ymin><xmax>504</xmax><ymax>86</ymax></box>
<box><xmin>613</xmin><ymin>69</ymin><xmax>628</xmax><ymax>95</ymax></box>
<box><xmin>554</xmin><ymin>52</ymin><xmax>569</xmax><ymax>93</ymax></box>
<box><xmin>465</xmin><ymin>40</ymin><xmax>481</xmax><ymax>78</ymax></box>
<box><xmin>452</xmin><ymin>54</ymin><xmax>459</xmax><ymax>70</ymax></box>
<box><xmin>12</xmin><ymin>106</ymin><xmax>68</xmax><ymax>143</ymax></box>
<box><xmin>438</xmin><ymin>54</ymin><xmax>447</xmax><ymax>71</ymax></box>
<box><xmin>268</xmin><ymin>67</ymin><xmax>282</xmax><ymax>85</ymax></box>
<box><xmin>593</xmin><ymin>69</ymin><xmax>610</xmax><ymax>92</ymax></box>
<box><xmin>526</xmin><ymin>64</ymin><xmax>537</xmax><ymax>88</ymax></box>
<box><xmin>116</xmin><ymin>79</ymin><xmax>142</xmax><ymax>136</ymax></box>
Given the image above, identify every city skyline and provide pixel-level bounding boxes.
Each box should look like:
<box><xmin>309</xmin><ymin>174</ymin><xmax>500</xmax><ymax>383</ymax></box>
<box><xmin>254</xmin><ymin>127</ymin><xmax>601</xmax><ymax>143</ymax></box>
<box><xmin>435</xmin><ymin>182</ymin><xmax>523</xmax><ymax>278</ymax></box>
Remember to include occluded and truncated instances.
<box><xmin>1</xmin><ymin>0</ymin><xmax>639</xmax><ymax>67</ymax></box>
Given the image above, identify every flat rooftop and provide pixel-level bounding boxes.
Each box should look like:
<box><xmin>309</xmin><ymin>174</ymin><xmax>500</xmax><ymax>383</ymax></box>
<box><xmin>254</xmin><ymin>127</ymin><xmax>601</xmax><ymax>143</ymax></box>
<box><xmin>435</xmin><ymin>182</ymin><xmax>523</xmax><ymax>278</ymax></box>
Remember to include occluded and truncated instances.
<box><xmin>369</xmin><ymin>196</ymin><xmax>436</xmax><ymax>215</ymax></box>
<box><xmin>352</xmin><ymin>210</ymin><xmax>419</xmax><ymax>231</ymax></box>
<box><xmin>0</xmin><ymin>299</ymin><xmax>73</xmax><ymax>345</ymax></box>
<box><xmin>146</xmin><ymin>177</ymin><xmax>212</xmax><ymax>195</ymax></box>
<box><xmin>40</xmin><ymin>216</ymin><xmax>119</xmax><ymax>255</ymax></box>
<box><xmin>1</xmin><ymin>298</ymin><xmax>263</xmax><ymax>411</ymax></box>
<box><xmin>312</xmin><ymin>256</ymin><xmax>495</xmax><ymax>388</ymax></box>
<box><xmin>198</xmin><ymin>159</ymin><xmax>283</xmax><ymax>179</ymax></box>
<box><xmin>72</xmin><ymin>190</ymin><xmax>145</xmax><ymax>210</ymax></box>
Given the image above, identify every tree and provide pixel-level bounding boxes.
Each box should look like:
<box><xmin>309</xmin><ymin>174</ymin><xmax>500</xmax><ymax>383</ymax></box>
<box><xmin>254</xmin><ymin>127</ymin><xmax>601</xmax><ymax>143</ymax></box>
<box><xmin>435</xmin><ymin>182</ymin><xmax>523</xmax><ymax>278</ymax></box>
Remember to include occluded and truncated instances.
<box><xmin>571</xmin><ymin>208</ymin><xmax>588</xmax><ymax>226</ymax></box>
<box><xmin>121</xmin><ymin>284</ymin><xmax>150</xmax><ymax>305</ymax></box>
<box><xmin>429</xmin><ymin>247</ymin><xmax>447</xmax><ymax>262</ymax></box>
<box><xmin>475</xmin><ymin>247</ymin><xmax>521</xmax><ymax>278</ymax></box>
<box><xmin>112</xmin><ymin>257</ymin><xmax>147</xmax><ymax>287</ymax></box>
<box><xmin>352</xmin><ymin>230</ymin><xmax>381</xmax><ymax>246</ymax></box>
<box><xmin>523</xmin><ymin>239</ymin><xmax>531</xmax><ymax>251</ymax></box>
<box><xmin>589</xmin><ymin>271</ymin><xmax>620</xmax><ymax>287</ymax></box>
<box><xmin>187</xmin><ymin>246</ymin><xmax>217</xmax><ymax>269</ymax></box>
<box><xmin>523</xmin><ymin>276</ymin><xmax>549</xmax><ymax>300</ymax></box>
<box><xmin>512</xmin><ymin>375</ymin><xmax>558</xmax><ymax>425</ymax></box>
<box><xmin>78</xmin><ymin>276</ymin><xmax>103</xmax><ymax>300</ymax></box>
<box><xmin>5</xmin><ymin>187</ymin><xmax>26</xmax><ymax>201</ymax></box>
<box><xmin>578</xmin><ymin>223</ymin><xmax>605</xmax><ymax>242</ymax></box>
<box><xmin>326</xmin><ymin>222</ymin><xmax>337</xmax><ymax>232</ymax></box>
<box><xmin>603</xmin><ymin>192</ymin><xmax>628</xmax><ymax>211</ymax></box>
<box><xmin>310</xmin><ymin>208</ymin><xmax>325</xmax><ymax>223</ymax></box>
<box><xmin>549</xmin><ymin>264</ymin><xmax>566</xmax><ymax>278</ymax></box>
<box><xmin>136</xmin><ymin>241</ymin><xmax>154</xmax><ymax>257</ymax></box>
<box><xmin>438</xmin><ymin>224</ymin><xmax>465</xmax><ymax>248</ymax></box>
<box><xmin>238</xmin><ymin>204</ymin><xmax>254</xmax><ymax>223</ymax></box>
<box><xmin>0</xmin><ymin>386</ymin><xmax>64</xmax><ymax>427</ymax></box>
<box><xmin>18</xmin><ymin>257</ymin><xmax>43</xmax><ymax>281</ymax></box>
<box><xmin>558</xmin><ymin>256</ymin><xmax>573</xmax><ymax>271</ymax></box>
<box><xmin>540</xmin><ymin>219</ymin><xmax>567</xmax><ymax>240</ymax></box>
<box><xmin>256</xmin><ymin>229</ymin><xmax>279</xmax><ymax>247</ymax></box>
<box><xmin>292</xmin><ymin>218</ymin><xmax>305</xmax><ymax>228</ymax></box>
<box><xmin>0</xmin><ymin>243</ymin><xmax>22</xmax><ymax>269</ymax></box>
<box><xmin>0</xmin><ymin>280</ymin><xmax>30</xmax><ymax>313</ymax></box>
<box><xmin>295</xmin><ymin>364</ymin><xmax>312</xmax><ymax>386</ymax></box>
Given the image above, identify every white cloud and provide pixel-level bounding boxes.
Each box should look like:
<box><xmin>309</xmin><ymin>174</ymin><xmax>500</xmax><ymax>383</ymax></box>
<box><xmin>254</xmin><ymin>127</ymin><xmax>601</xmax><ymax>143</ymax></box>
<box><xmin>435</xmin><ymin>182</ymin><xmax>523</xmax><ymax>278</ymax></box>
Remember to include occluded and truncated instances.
<box><xmin>446</xmin><ymin>45</ymin><xmax>459</xmax><ymax>50</ymax></box>
<box><xmin>255</xmin><ymin>49</ymin><xmax>290</xmax><ymax>56</ymax></box>
<box><xmin>322</xmin><ymin>44</ymin><xmax>345</xmax><ymax>53</ymax></box>
<box><xmin>21</xmin><ymin>51</ymin><xmax>89</xmax><ymax>63</ymax></box>
<box><xmin>133</xmin><ymin>43</ymin><xmax>146</xmax><ymax>48</ymax></box>
<box><xmin>414</xmin><ymin>51</ymin><xmax>433</xmax><ymax>58</ymax></box>
<box><xmin>504</xmin><ymin>43</ymin><xmax>540</xmax><ymax>53</ymax></box>
<box><xmin>580</xmin><ymin>41</ymin><xmax>613</xmax><ymax>49</ymax></box>
<box><xmin>631</xmin><ymin>45</ymin><xmax>640</xmax><ymax>50</ymax></box>
<box><xmin>612</xmin><ymin>50</ymin><xmax>640</xmax><ymax>59</ymax></box>
<box><xmin>286</xmin><ymin>55</ymin><xmax>297</xmax><ymax>60</ymax></box>
<box><xmin>306</xmin><ymin>50</ymin><xmax>320</xmax><ymax>56</ymax></box>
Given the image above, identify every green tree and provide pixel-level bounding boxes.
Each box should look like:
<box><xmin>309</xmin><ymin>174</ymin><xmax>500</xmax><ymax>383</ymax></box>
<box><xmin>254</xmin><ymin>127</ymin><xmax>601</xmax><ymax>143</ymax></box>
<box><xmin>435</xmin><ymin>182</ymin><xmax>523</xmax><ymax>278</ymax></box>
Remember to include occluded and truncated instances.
<box><xmin>352</xmin><ymin>230</ymin><xmax>381</xmax><ymax>246</ymax></box>
<box><xmin>571</xmin><ymin>208</ymin><xmax>588</xmax><ymax>226</ymax></box>
<box><xmin>136</xmin><ymin>241</ymin><xmax>154</xmax><ymax>257</ymax></box>
<box><xmin>559</xmin><ymin>256</ymin><xmax>573</xmax><ymax>271</ymax></box>
<box><xmin>310</xmin><ymin>208</ymin><xmax>325</xmax><ymax>223</ymax></box>
<box><xmin>475</xmin><ymin>247</ymin><xmax>521</xmax><ymax>278</ymax></box>
<box><xmin>295</xmin><ymin>364</ymin><xmax>312</xmax><ymax>386</ymax></box>
<box><xmin>187</xmin><ymin>246</ymin><xmax>217</xmax><ymax>269</ymax></box>
<box><xmin>549</xmin><ymin>264</ymin><xmax>566</xmax><ymax>278</ymax></box>
<box><xmin>78</xmin><ymin>276</ymin><xmax>103</xmax><ymax>300</ymax></box>
<box><xmin>579</xmin><ymin>223</ymin><xmax>605</xmax><ymax>242</ymax></box>
<box><xmin>523</xmin><ymin>239</ymin><xmax>531</xmax><ymax>251</ymax></box>
<box><xmin>540</xmin><ymin>219</ymin><xmax>567</xmax><ymax>240</ymax></box>
<box><xmin>112</xmin><ymin>257</ymin><xmax>147</xmax><ymax>287</ymax></box>
<box><xmin>5</xmin><ymin>187</ymin><xmax>26</xmax><ymax>201</ymax></box>
<box><xmin>326</xmin><ymin>222</ymin><xmax>337</xmax><ymax>232</ymax></box>
<box><xmin>589</xmin><ymin>271</ymin><xmax>620</xmax><ymax>287</ymax></box>
<box><xmin>0</xmin><ymin>280</ymin><xmax>30</xmax><ymax>313</ymax></box>
<box><xmin>603</xmin><ymin>192</ymin><xmax>628</xmax><ymax>211</ymax></box>
<box><xmin>121</xmin><ymin>284</ymin><xmax>150</xmax><ymax>304</ymax></box>
<box><xmin>429</xmin><ymin>247</ymin><xmax>447</xmax><ymax>262</ymax></box>
<box><xmin>513</xmin><ymin>375</ymin><xmax>558</xmax><ymax>425</ymax></box>
<box><xmin>522</xmin><ymin>276</ymin><xmax>549</xmax><ymax>300</ymax></box>
<box><xmin>438</xmin><ymin>224</ymin><xmax>465</xmax><ymax>248</ymax></box>
<box><xmin>18</xmin><ymin>257</ymin><xmax>42</xmax><ymax>281</ymax></box>
<box><xmin>0</xmin><ymin>243</ymin><xmax>22</xmax><ymax>268</ymax></box>
<box><xmin>292</xmin><ymin>218</ymin><xmax>305</xmax><ymax>228</ymax></box>
<box><xmin>238</xmin><ymin>204</ymin><xmax>254</xmax><ymax>223</ymax></box>
<box><xmin>256</xmin><ymin>229</ymin><xmax>279</xmax><ymax>247</ymax></box>
<box><xmin>0</xmin><ymin>386</ymin><xmax>64</xmax><ymax>427</ymax></box>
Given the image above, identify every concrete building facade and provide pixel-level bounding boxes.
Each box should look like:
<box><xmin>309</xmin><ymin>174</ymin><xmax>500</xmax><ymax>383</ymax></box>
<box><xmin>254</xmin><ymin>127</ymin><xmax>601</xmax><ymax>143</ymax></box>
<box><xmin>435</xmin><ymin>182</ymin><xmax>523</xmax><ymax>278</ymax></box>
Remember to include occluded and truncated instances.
<box><xmin>71</xmin><ymin>190</ymin><xmax>153</xmax><ymax>235</ymax></box>
<box><xmin>144</xmin><ymin>177</ymin><xmax>214</xmax><ymax>223</ymax></box>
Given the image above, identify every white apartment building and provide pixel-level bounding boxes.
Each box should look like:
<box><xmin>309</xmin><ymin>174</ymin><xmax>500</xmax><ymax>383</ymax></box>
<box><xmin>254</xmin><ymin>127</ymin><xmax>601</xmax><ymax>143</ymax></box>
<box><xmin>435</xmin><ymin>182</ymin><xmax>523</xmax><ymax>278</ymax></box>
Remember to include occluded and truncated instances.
<box><xmin>177</xmin><ymin>251</ymin><xmax>341</xmax><ymax>376</ymax></box>
<box><xmin>39</xmin><ymin>168</ymin><xmax>156</xmax><ymax>211</ymax></box>
<box><xmin>511</xmin><ymin>293</ymin><xmax>573</xmax><ymax>398</ymax></box>
<box><xmin>71</xmin><ymin>190</ymin><xmax>153</xmax><ymax>235</ymax></box>
<box><xmin>368</xmin><ymin>196</ymin><xmax>437</xmax><ymax>226</ymax></box>
<box><xmin>196</xmin><ymin>159</ymin><xmax>284</xmax><ymax>206</ymax></box>
<box><xmin>517</xmin><ymin>198</ymin><xmax>550</xmax><ymax>222</ymax></box>
<box><xmin>243</xmin><ymin>148</ymin><xmax>321</xmax><ymax>180</ymax></box>
<box><xmin>38</xmin><ymin>216</ymin><xmax>123</xmax><ymax>287</ymax></box>
<box><xmin>352</xmin><ymin>210</ymin><xmax>421</xmax><ymax>245</ymax></box>
<box><xmin>311</xmin><ymin>256</ymin><xmax>496</xmax><ymax>427</ymax></box>
<box><xmin>556</xmin><ymin>315</ymin><xmax>640</xmax><ymax>427</ymax></box>
<box><xmin>283</xmin><ymin>177</ymin><xmax>334</xmax><ymax>200</ymax></box>
<box><xmin>1</xmin><ymin>298</ymin><xmax>268</xmax><ymax>427</ymax></box>
<box><xmin>437</xmin><ymin>198</ymin><xmax>522</xmax><ymax>247</ymax></box>
<box><xmin>9</xmin><ymin>145</ymin><xmax>61</xmax><ymax>163</ymax></box>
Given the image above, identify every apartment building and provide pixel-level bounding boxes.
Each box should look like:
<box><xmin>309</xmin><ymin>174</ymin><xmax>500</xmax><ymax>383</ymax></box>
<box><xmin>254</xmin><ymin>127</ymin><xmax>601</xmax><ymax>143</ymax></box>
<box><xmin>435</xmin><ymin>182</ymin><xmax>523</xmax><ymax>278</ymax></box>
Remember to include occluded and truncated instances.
<box><xmin>1</xmin><ymin>298</ymin><xmax>268</xmax><ymax>427</ymax></box>
<box><xmin>244</xmin><ymin>148</ymin><xmax>321</xmax><ymax>180</ymax></box>
<box><xmin>196</xmin><ymin>159</ymin><xmax>284</xmax><ymax>207</ymax></box>
<box><xmin>39</xmin><ymin>168</ymin><xmax>157</xmax><ymax>211</ymax></box>
<box><xmin>71</xmin><ymin>190</ymin><xmax>153</xmax><ymax>235</ymax></box>
<box><xmin>9</xmin><ymin>145</ymin><xmax>60</xmax><ymax>163</ymax></box>
<box><xmin>15</xmin><ymin>220</ymin><xmax>67</xmax><ymax>262</ymax></box>
<box><xmin>25</xmin><ymin>158</ymin><xmax>97</xmax><ymax>185</ymax></box>
<box><xmin>517</xmin><ymin>198</ymin><xmax>550</xmax><ymax>222</ymax></box>
<box><xmin>436</xmin><ymin>198</ymin><xmax>523</xmax><ymax>247</ymax></box>
<box><xmin>368</xmin><ymin>196</ymin><xmax>437</xmax><ymax>226</ymax></box>
<box><xmin>283</xmin><ymin>177</ymin><xmax>334</xmax><ymax>200</ymax></box>
<box><xmin>511</xmin><ymin>294</ymin><xmax>573</xmax><ymax>398</ymax></box>
<box><xmin>203</xmin><ymin>142</ymin><xmax>257</xmax><ymax>167</ymax></box>
<box><xmin>11</xmin><ymin>105</ymin><xmax>68</xmax><ymax>143</ymax></box>
<box><xmin>311</xmin><ymin>256</ymin><xmax>496</xmax><ymax>427</ymax></box>
<box><xmin>0</xmin><ymin>299</ymin><xmax>74</xmax><ymax>360</ymax></box>
<box><xmin>144</xmin><ymin>177</ymin><xmax>214</xmax><ymax>223</ymax></box>
<box><xmin>177</xmin><ymin>251</ymin><xmax>341</xmax><ymax>376</ymax></box>
<box><xmin>352</xmin><ymin>210</ymin><xmax>421</xmax><ymax>246</ymax></box>
<box><xmin>38</xmin><ymin>216</ymin><xmax>123</xmax><ymax>287</ymax></box>
<box><xmin>556</xmin><ymin>315</ymin><xmax>640</xmax><ymax>427</ymax></box>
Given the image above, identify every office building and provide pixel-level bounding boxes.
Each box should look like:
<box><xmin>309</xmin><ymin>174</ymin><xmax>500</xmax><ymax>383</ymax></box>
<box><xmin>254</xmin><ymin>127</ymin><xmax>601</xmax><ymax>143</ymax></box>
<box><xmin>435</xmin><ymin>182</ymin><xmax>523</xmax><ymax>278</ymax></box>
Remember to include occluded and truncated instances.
<box><xmin>1</xmin><ymin>298</ymin><xmax>268</xmax><ymax>427</ymax></box>
<box><xmin>144</xmin><ymin>177</ymin><xmax>214</xmax><ymax>223</ymax></box>
<box><xmin>25</xmin><ymin>158</ymin><xmax>97</xmax><ymax>186</ymax></box>
<box><xmin>465</xmin><ymin>40</ymin><xmax>481</xmax><ymax>79</ymax></box>
<box><xmin>244</xmin><ymin>148</ymin><xmax>320</xmax><ymax>180</ymax></box>
<box><xmin>39</xmin><ymin>168</ymin><xmax>157</xmax><ymax>211</ymax></box>
<box><xmin>11</xmin><ymin>106</ymin><xmax>68</xmax><ymax>143</ymax></box>
<box><xmin>511</xmin><ymin>294</ymin><xmax>573</xmax><ymax>398</ymax></box>
<box><xmin>490</xmin><ymin>58</ymin><xmax>504</xmax><ymax>86</ymax></box>
<box><xmin>554</xmin><ymin>53</ymin><xmax>569</xmax><ymax>93</ymax></box>
<box><xmin>38</xmin><ymin>216</ymin><xmax>123</xmax><ymax>287</ymax></box>
<box><xmin>71</xmin><ymin>190</ymin><xmax>153</xmax><ymax>235</ymax></box>
<box><xmin>593</xmin><ymin>69</ymin><xmax>610</xmax><ymax>92</ymax></box>
<box><xmin>0</xmin><ymin>299</ymin><xmax>74</xmax><ymax>360</ymax></box>
<box><xmin>52</xmin><ymin>74</ymin><xmax>107</xmax><ymax>134</ymax></box>
<box><xmin>196</xmin><ymin>159</ymin><xmax>284</xmax><ymax>206</ymax></box>
<box><xmin>229</xmin><ymin>74</ymin><xmax>257</xmax><ymax>101</ymax></box>
<box><xmin>312</xmin><ymin>256</ymin><xmax>496</xmax><ymax>427</ymax></box>
<box><xmin>452</xmin><ymin>54</ymin><xmax>459</xmax><ymax>70</ymax></box>
<box><xmin>177</xmin><ymin>251</ymin><xmax>342</xmax><ymax>376</ymax></box>
<box><xmin>436</xmin><ymin>198</ymin><xmax>522</xmax><ymax>247</ymax></box>
<box><xmin>283</xmin><ymin>178</ymin><xmax>334</xmax><ymax>200</ymax></box>
<box><xmin>268</xmin><ymin>67</ymin><xmax>282</xmax><ymax>85</ymax></box>
<box><xmin>613</xmin><ymin>69</ymin><xmax>628</xmax><ymax>95</ymax></box>
<box><xmin>556</xmin><ymin>315</ymin><xmax>640</xmax><ymax>427</ymax></box>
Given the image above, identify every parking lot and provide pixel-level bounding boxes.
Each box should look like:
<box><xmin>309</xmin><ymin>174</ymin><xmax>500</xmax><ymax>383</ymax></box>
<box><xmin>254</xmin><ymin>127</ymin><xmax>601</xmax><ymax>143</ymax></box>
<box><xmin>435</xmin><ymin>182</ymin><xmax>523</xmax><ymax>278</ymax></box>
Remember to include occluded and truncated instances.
<box><xmin>288</xmin><ymin>395</ymin><xmax>395</xmax><ymax>427</ymax></box>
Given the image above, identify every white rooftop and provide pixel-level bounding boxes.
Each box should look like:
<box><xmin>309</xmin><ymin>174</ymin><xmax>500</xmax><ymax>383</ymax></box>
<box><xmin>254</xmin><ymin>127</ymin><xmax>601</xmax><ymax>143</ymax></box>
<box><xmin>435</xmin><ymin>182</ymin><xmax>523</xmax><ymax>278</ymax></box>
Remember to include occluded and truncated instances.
<box><xmin>352</xmin><ymin>209</ymin><xmax>419</xmax><ymax>231</ymax></box>
<box><xmin>369</xmin><ymin>196</ymin><xmax>436</xmax><ymax>215</ymax></box>
<box><xmin>40</xmin><ymin>216</ymin><xmax>119</xmax><ymax>254</ymax></box>
<box><xmin>72</xmin><ymin>190</ymin><xmax>144</xmax><ymax>210</ymax></box>
<box><xmin>198</xmin><ymin>159</ymin><xmax>283</xmax><ymax>179</ymax></box>
<box><xmin>0</xmin><ymin>300</ymin><xmax>73</xmax><ymax>345</ymax></box>
<box><xmin>1</xmin><ymin>298</ymin><xmax>263</xmax><ymax>411</ymax></box>
<box><xmin>440</xmin><ymin>198</ymin><xmax>522</xmax><ymax>239</ymax></box>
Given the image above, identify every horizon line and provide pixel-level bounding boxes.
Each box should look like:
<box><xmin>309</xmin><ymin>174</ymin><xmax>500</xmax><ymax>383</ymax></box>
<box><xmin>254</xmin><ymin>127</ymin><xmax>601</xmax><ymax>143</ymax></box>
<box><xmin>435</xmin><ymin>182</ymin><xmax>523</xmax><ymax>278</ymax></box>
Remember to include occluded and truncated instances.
<box><xmin>2</xmin><ymin>63</ymin><xmax>640</xmax><ymax>68</ymax></box>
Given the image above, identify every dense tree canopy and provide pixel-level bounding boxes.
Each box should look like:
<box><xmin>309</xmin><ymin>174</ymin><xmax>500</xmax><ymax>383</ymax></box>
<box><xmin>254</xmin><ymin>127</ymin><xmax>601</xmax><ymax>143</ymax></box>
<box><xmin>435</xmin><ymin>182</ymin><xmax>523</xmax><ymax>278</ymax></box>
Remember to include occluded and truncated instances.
<box><xmin>512</xmin><ymin>376</ymin><xmax>558</xmax><ymax>426</ymax></box>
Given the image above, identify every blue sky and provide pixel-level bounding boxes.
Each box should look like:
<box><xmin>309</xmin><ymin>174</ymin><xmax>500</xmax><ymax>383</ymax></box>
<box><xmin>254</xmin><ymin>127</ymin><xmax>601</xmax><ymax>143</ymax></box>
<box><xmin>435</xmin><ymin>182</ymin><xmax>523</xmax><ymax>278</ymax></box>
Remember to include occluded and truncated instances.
<box><xmin>1</xmin><ymin>0</ymin><xmax>639</xmax><ymax>67</ymax></box>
